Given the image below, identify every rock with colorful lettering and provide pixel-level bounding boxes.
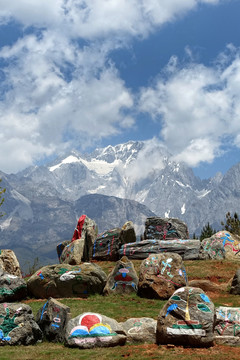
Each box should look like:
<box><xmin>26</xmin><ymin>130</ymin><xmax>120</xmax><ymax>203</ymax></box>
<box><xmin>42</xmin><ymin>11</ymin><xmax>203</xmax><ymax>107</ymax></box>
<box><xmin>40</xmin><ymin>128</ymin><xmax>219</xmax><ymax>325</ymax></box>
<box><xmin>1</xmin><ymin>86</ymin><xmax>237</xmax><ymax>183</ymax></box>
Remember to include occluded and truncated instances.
<box><xmin>120</xmin><ymin>221</ymin><xmax>137</xmax><ymax>244</ymax></box>
<box><xmin>214</xmin><ymin>306</ymin><xmax>240</xmax><ymax>345</ymax></box>
<box><xmin>200</xmin><ymin>231</ymin><xmax>240</xmax><ymax>260</ymax></box>
<box><xmin>103</xmin><ymin>256</ymin><xmax>138</xmax><ymax>295</ymax></box>
<box><xmin>138</xmin><ymin>253</ymin><xmax>188</xmax><ymax>299</ymax></box>
<box><xmin>36</xmin><ymin>297</ymin><xmax>71</xmax><ymax>342</ymax></box>
<box><xmin>230</xmin><ymin>269</ymin><xmax>240</xmax><ymax>295</ymax></box>
<box><xmin>59</xmin><ymin>239</ymin><xmax>85</xmax><ymax>265</ymax></box>
<box><xmin>156</xmin><ymin>287</ymin><xmax>215</xmax><ymax>347</ymax></box>
<box><xmin>65</xmin><ymin>312</ymin><xmax>126</xmax><ymax>348</ymax></box>
<box><xmin>0</xmin><ymin>249</ymin><xmax>22</xmax><ymax>277</ymax></box>
<box><xmin>27</xmin><ymin>263</ymin><xmax>107</xmax><ymax>299</ymax></box>
<box><xmin>120</xmin><ymin>317</ymin><xmax>157</xmax><ymax>343</ymax></box>
<box><xmin>0</xmin><ymin>302</ymin><xmax>42</xmax><ymax>345</ymax></box>
<box><xmin>144</xmin><ymin>217</ymin><xmax>189</xmax><ymax>240</ymax></box>
<box><xmin>0</xmin><ymin>268</ymin><xmax>27</xmax><ymax>302</ymax></box>
<box><xmin>92</xmin><ymin>228</ymin><xmax>122</xmax><ymax>261</ymax></box>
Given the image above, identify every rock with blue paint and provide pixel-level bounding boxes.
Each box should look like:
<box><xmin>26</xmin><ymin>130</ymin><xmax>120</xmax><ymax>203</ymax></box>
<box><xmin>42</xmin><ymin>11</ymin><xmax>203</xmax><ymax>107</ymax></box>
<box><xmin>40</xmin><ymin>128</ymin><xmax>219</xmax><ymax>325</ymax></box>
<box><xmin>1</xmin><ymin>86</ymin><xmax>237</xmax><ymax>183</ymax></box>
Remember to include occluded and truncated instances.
<box><xmin>92</xmin><ymin>228</ymin><xmax>122</xmax><ymax>261</ymax></box>
<box><xmin>58</xmin><ymin>239</ymin><xmax>85</xmax><ymax>265</ymax></box>
<box><xmin>103</xmin><ymin>256</ymin><xmax>138</xmax><ymax>295</ymax></box>
<box><xmin>138</xmin><ymin>253</ymin><xmax>188</xmax><ymax>299</ymax></box>
<box><xmin>214</xmin><ymin>306</ymin><xmax>240</xmax><ymax>345</ymax></box>
<box><xmin>200</xmin><ymin>231</ymin><xmax>240</xmax><ymax>260</ymax></box>
<box><xmin>0</xmin><ymin>302</ymin><xmax>42</xmax><ymax>345</ymax></box>
<box><xmin>120</xmin><ymin>317</ymin><xmax>157</xmax><ymax>344</ymax></box>
<box><xmin>65</xmin><ymin>312</ymin><xmax>126</xmax><ymax>348</ymax></box>
<box><xmin>156</xmin><ymin>287</ymin><xmax>215</xmax><ymax>347</ymax></box>
<box><xmin>0</xmin><ymin>268</ymin><xmax>27</xmax><ymax>302</ymax></box>
<box><xmin>27</xmin><ymin>263</ymin><xmax>107</xmax><ymax>299</ymax></box>
<box><xmin>36</xmin><ymin>297</ymin><xmax>71</xmax><ymax>342</ymax></box>
<box><xmin>144</xmin><ymin>217</ymin><xmax>189</xmax><ymax>240</ymax></box>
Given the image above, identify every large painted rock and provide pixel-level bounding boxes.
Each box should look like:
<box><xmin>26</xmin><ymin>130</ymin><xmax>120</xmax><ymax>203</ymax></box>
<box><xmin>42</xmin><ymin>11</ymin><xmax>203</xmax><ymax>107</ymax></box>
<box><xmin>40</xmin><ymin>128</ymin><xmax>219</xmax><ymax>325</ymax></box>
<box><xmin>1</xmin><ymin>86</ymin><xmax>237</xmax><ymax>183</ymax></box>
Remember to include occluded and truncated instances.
<box><xmin>71</xmin><ymin>215</ymin><xmax>97</xmax><ymax>242</ymax></box>
<box><xmin>36</xmin><ymin>297</ymin><xmax>71</xmax><ymax>342</ymax></box>
<box><xmin>200</xmin><ymin>231</ymin><xmax>240</xmax><ymax>260</ymax></box>
<box><xmin>65</xmin><ymin>312</ymin><xmax>126</xmax><ymax>348</ymax></box>
<box><xmin>138</xmin><ymin>253</ymin><xmax>187</xmax><ymax>299</ymax></box>
<box><xmin>119</xmin><ymin>239</ymin><xmax>200</xmax><ymax>260</ymax></box>
<box><xmin>92</xmin><ymin>228</ymin><xmax>122</xmax><ymax>261</ymax></box>
<box><xmin>214</xmin><ymin>306</ymin><xmax>240</xmax><ymax>345</ymax></box>
<box><xmin>0</xmin><ymin>268</ymin><xmax>27</xmax><ymax>302</ymax></box>
<box><xmin>230</xmin><ymin>269</ymin><xmax>240</xmax><ymax>295</ymax></box>
<box><xmin>120</xmin><ymin>221</ymin><xmax>136</xmax><ymax>244</ymax></box>
<box><xmin>0</xmin><ymin>249</ymin><xmax>22</xmax><ymax>277</ymax></box>
<box><xmin>144</xmin><ymin>217</ymin><xmax>189</xmax><ymax>240</ymax></box>
<box><xmin>59</xmin><ymin>239</ymin><xmax>85</xmax><ymax>265</ymax></box>
<box><xmin>103</xmin><ymin>256</ymin><xmax>138</xmax><ymax>295</ymax></box>
<box><xmin>0</xmin><ymin>303</ymin><xmax>42</xmax><ymax>345</ymax></box>
<box><xmin>27</xmin><ymin>263</ymin><xmax>107</xmax><ymax>299</ymax></box>
<box><xmin>156</xmin><ymin>287</ymin><xmax>215</xmax><ymax>347</ymax></box>
<box><xmin>120</xmin><ymin>317</ymin><xmax>157</xmax><ymax>343</ymax></box>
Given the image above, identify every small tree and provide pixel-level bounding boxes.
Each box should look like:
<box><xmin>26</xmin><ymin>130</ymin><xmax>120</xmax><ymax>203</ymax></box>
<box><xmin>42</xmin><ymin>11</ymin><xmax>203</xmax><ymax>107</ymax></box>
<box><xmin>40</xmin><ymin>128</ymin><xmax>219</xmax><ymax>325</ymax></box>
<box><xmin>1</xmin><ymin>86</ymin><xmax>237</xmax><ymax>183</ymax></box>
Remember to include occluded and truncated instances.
<box><xmin>200</xmin><ymin>222</ymin><xmax>216</xmax><ymax>241</ymax></box>
<box><xmin>0</xmin><ymin>178</ymin><xmax>6</xmax><ymax>217</ymax></box>
<box><xmin>221</xmin><ymin>212</ymin><xmax>240</xmax><ymax>236</ymax></box>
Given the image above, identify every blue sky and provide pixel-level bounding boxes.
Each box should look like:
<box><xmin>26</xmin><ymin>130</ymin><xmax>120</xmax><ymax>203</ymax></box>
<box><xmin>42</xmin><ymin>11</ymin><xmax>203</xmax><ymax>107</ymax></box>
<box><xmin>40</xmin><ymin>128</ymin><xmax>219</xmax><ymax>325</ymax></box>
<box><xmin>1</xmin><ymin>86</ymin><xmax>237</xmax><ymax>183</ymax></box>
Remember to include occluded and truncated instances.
<box><xmin>0</xmin><ymin>1</ymin><xmax>240</xmax><ymax>179</ymax></box>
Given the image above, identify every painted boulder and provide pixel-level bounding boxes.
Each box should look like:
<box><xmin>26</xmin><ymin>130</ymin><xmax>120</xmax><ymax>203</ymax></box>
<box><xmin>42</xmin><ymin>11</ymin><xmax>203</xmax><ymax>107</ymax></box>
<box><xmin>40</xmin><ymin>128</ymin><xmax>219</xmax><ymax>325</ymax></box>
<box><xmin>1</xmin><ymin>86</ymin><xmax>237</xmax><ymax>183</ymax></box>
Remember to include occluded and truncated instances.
<box><xmin>65</xmin><ymin>312</ymin><xmax>126</xmax><ymax>348</ymax></box>
<box><xmin>58</xmin><ymin>239</ymin><xmax>85</xmax><ymax>265</ymax></box>
<box><xmin>214</xmin><ymin>306</ymin><xmax>240</xmax><ymax>345</ymax></box>
<box><xmin>92</xmin><ymin>228</ymin><xmax>122</xmax><ymax>261</ymax></box>
<box><xmin>138</xmin><ymin>253</ymin><xmax>188</xmax><ymax>299</ymax></box>
<box><xmin>200</xmin><ymin>231</ymin><xmax>240</xmax><ymax>260</ymax></box>
<box><xmin>36</xmin><ymin>297</ymin><xmax>71</xmax><ymax>342</ymax></box>
<box><xmin>0</xmin><ymin>268</ymin><xmax>27</xmax><ymax>302</ymax></box>
<box><xmin>120</xmin><ymin>317</ymin><xmax>157</xmax><ymax>343</ymax></box>
<box><xmin>103</xmin><ymin>256</ymin><xmax>138</xmax><ymax>295</ymax></box>
<box><xmin>144</xmin><ymin>217</ymin><xmax>189</xmax><ymax>240</ymax></box>
<box><xmin>0</xmin><ymin>302</ymin><xmax>42</xmax><ymax>345</ymax></box>
<box><xmin>27</xmin><ymin>263</ymin><xmax>107</xmax><ymax>299</ymax></box>
<box><xmin>0</xmin><ymin>249</ymin><xmax>22</xmax><ymax>277</ymax></box>
<box><xmin>156</xmin><ymin>287</ymin><xmax>215</xmax><ymax>347</ymax></box>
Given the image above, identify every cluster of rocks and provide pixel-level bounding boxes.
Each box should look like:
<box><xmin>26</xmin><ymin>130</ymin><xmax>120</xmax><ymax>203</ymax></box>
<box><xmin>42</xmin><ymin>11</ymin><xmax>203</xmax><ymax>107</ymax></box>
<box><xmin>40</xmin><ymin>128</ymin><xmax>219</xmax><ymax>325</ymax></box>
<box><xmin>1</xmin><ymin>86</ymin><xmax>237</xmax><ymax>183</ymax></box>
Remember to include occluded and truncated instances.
<box><xmin>0</xmin><ymin>215</ymin><xmax>240</xmax><ymax>348</ymax></box>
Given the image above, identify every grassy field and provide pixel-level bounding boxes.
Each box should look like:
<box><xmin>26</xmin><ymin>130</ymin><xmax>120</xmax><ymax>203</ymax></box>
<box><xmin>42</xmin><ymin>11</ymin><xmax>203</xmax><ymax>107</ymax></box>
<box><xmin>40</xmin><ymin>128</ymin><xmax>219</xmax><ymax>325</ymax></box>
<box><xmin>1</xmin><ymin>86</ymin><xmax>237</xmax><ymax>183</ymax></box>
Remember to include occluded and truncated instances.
<box><xmin>0</xmin><ymin>259</ymin><xmax>239</xmax><ymax>359</ymax></box>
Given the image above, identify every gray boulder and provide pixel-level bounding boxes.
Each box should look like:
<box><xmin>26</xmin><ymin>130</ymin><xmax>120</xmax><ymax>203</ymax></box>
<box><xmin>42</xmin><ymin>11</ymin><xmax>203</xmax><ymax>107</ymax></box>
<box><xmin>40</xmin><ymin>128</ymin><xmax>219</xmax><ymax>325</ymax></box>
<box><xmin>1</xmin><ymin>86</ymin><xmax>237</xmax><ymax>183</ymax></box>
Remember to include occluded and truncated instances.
<box><xmin>230</xmin><ymin>269</ymin><xmax>240</xmax><ymax>295</ymax></box>
<box><xmin>138</xmin><ymin>253</ymin><xmax>187</xmax><ymax>299</ymax></box>
<box><xmin>65</xmin><ymin>312</ymin><xmax>126</xmax><ymax>348</ymax></box>
<box><xmin>214</xmin><ymin>306</ymin><xmax>240</xmax><ymax>345</ymax></box>
<box><xmin>120</xmin><ymin>221</ymin><xmax>136</xmax><ymax>244</ymax></box>
<box><xmin>0</xmin><ymin>302</ymin><xmax>42</xmax><ymax>345</ymax></box>
<box><xmin>157</xmin><ymin>287</ymin><xmax>215</xmax><ymax>347</ymax></box>
<box><xmin>103</xmin><ymin>256</ymin><xmax>138</xmax><ymax>295</ymax></box>
<box><xmin>119</xmin><ymin>239</ymin><xmax>200</xmax><ymax>260</ymax></box>
<box><xmin>144</xmin><ymin>217</ymin><xmax>189</xmax><ymax>240</ymax></box>
<box><xmin>59</xmin><ymin>239</ymin><xmax>85</xmax><ymax>265</ymax></box>
<box><xmin>36</xmin><ymin>297</ymin><xmax>71</xmax><ymax>342</ymax></box>
<box><xmin>0</xmin><ymin>268</ymin><xmax>27</xmax><ymax>302</ymax></box>
<box><xmin>120</xmin><ymin>317</ymin><xmax>157</xmax><ymax>343</ymax></box>
<box><xmin>27</xmin><ymin>263</ymin><xmax>107</xmax><ymax>299</ymax></box>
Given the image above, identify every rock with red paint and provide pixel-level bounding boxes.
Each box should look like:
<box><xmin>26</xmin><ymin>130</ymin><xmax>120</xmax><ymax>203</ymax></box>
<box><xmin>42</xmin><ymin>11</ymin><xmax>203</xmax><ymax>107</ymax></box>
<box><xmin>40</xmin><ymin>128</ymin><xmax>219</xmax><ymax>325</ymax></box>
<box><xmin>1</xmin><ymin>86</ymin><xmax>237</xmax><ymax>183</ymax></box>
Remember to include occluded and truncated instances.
<box><xmin>156</xmin><ymin>287</ymin><xmax>215</xmax><ymax>347</ymax></box>
<box><xmin>36</xmin><ymin>297</ymin><xmax>71</xmax><ymax>343</ymax></box>
<box><xmin>0</xmin><ymin>302</ymin><xmax>42</xmax><ymax>345</ymax></box>
<box><xmin>65</xmin><ymin>312</ymin><xmax>126</xmax><ymax>348</ymax></box>
<box><xmin>0</xmin><ymin>249</ymin><xmax>22</xmax><ymax>277</ymax></box>
<box><xmin>214</xmin><ymin>306</ymin><xmax>240</xmax><ymax>346</ymax></box>
<box><xmin>58</xmin><ymin>239</ymin><xmax>85</xmax><ymax>265</ymax></box>
<box><xmin>103</xmin><ymin>256</ymin><xmax>138</xmax><ymax>295</ymax></box>
<box><xmin>27</xmin><ymin>263</ymin><xmax>107</xmax><ymax>299</ymax></box>
<box><xmin>120</xmin><ymin>317</ymin><xmax>157</xmax><ymax>343</ymax></box>
<box><xmin>92</xmin><ymin>228</ymin><xmax>122</xmax><ymax>261</ymax></box>
<box><xmin>144</xmin><ymin>217</ymin><xmax>189</xmax><ymax>240</ymax></box>
<box><xmin>199</xmin><ymin>231</ymin><xmax>240</xmax><ymax>260</ymax></box>
<box><xmin>138</xmin><ymin>253</ymin><xmax>188</xmax><ymax>299</ymax></box>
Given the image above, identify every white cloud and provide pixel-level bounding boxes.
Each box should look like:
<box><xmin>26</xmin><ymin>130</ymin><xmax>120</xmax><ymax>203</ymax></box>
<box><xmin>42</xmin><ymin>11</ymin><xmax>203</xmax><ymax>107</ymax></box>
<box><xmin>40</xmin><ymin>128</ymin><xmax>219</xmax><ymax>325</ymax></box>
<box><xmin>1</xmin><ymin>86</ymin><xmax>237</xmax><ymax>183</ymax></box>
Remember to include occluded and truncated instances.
<box><xmin>0</xmin><ymin>0</ymin><xmax>229</xmax><ymax>173</ymax></box>
<box><xmin>139</xmin><ymin>46</ymin><xmax>240</xmax><ymax>167</ymax></box>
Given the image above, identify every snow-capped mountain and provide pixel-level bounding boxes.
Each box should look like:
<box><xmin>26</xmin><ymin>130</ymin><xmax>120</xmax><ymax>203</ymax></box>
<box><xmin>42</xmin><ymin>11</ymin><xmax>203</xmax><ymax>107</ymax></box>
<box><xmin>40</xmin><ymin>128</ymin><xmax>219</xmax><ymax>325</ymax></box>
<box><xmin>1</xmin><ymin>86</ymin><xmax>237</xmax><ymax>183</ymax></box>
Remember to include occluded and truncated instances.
<box><xmin>1</xmin><ymin>140</ymin><xmax>240</xmax><ymax>270</ymax></box>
